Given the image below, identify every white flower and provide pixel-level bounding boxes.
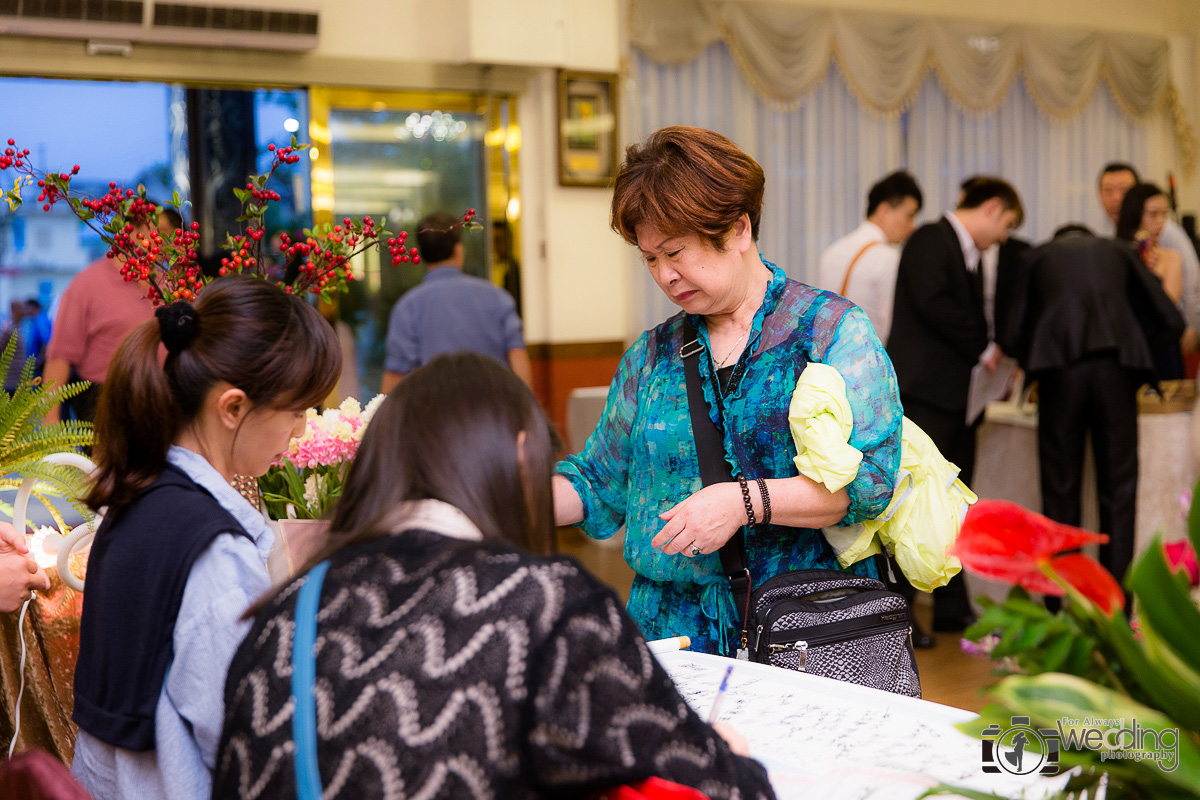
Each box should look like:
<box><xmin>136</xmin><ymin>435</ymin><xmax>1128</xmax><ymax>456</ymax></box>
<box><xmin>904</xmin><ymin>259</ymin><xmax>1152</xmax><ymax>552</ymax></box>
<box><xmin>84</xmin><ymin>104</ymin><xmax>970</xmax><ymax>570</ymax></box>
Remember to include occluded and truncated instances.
<box><xmin>357</xmin><ymin>393</ymin><xmax>386</xmax><ymax>439</ymax></box>
<box><xmin>303</xmin><ymin>473</ymin><xmax>325</xmax><ymax>510</ymax></box>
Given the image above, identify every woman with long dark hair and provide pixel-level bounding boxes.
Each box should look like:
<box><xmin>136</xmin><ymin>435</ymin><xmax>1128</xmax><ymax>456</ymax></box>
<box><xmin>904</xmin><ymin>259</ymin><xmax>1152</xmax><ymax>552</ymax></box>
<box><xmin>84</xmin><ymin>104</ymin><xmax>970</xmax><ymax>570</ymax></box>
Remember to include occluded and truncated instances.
<box><xmin>71</xmin><ymin>277</ymin><xmax>342</xmax><ymax>800</ymax></box>
<box><xmin>1117</xmin><ymin>182</ymin><xmax>1186</xmax><ymax>380</ymax></box>
<box><xmin>213</xmin><ymin>353</ymin><xmax>775</xmax><ymax>800</ymax></box>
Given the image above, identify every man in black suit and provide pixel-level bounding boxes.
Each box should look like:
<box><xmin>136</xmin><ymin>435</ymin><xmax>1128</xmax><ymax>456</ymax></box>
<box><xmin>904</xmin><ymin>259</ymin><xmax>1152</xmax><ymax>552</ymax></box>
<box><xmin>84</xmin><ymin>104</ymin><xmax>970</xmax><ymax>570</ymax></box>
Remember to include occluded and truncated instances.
<box><xmin>1001</xmin><ymin>225</ymin><xmax>1184</xmax><ymax>587</ymax></box>
<box><xmin>888</xmin><ymin>176</ymin><xmax>1024</xmax><ymax>631</ymax></box>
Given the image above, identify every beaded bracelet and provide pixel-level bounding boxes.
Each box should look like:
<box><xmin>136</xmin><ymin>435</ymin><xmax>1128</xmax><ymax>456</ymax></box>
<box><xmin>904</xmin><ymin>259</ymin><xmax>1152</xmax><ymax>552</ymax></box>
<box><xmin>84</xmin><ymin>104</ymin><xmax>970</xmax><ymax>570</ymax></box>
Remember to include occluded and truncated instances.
<box><xmin>755</xmin><ymin>477</ymin><xmax>771</xmax><ymax>526</ymax></box>
<box><xmin>737</xmin><ymin>474</ymin><xmax>757</xmax><ymax>527</ymax></box>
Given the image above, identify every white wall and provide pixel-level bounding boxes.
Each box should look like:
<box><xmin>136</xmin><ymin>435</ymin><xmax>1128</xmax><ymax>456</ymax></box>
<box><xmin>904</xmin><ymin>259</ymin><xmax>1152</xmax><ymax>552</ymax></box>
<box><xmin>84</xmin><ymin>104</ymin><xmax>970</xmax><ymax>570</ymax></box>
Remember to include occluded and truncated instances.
<box><xmin>0</xmin><ymin>0</ymin><xmax>623</xmax><ymax>345</ymax></box>
<box><xmin>518</xmin><ymin>69</ymin><xmax>630</xmax><ymax>345</ymax></box>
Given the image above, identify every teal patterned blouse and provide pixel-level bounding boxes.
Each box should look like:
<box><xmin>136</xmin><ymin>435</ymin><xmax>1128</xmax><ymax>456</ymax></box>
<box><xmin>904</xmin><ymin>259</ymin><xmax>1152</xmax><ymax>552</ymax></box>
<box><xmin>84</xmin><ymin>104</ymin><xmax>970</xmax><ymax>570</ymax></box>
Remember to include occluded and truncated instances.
<box><xmin>557</xmin><ymin>262</ymin><xmax>903</xmax><ymax>651</ymax></box>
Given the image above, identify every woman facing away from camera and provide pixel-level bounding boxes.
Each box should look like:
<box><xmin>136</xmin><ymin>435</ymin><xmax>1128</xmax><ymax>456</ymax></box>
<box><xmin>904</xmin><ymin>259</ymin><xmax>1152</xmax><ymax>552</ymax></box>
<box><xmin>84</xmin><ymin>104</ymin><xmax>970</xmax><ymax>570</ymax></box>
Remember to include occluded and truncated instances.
<box><xmin>71</xmin><ymin>277</ymin><xmax>342</xmax><ymax>800</ymax></box>
<box><xmin>212</xmin><ymin>353</ymin><xmax>775</xmax><ymax>800</ymax></box>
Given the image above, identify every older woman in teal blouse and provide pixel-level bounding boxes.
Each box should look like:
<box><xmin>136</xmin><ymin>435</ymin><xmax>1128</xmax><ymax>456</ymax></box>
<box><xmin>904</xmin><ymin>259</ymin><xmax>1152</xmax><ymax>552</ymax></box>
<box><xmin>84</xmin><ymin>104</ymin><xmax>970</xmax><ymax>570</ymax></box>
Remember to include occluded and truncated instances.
<box><xmin>553</xmin><ymin>126</ymin><xmax>903</xmax><ymax>655</ymax></box>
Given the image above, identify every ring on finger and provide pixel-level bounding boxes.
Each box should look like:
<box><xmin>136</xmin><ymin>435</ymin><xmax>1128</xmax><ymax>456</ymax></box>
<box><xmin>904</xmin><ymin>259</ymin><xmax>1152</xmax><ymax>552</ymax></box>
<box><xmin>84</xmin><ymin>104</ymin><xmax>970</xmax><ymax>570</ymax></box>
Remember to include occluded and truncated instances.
<box><xmin>690</xmin><ymin>544</ymin><xmax>702</xmax><ymax>556</ymax></box>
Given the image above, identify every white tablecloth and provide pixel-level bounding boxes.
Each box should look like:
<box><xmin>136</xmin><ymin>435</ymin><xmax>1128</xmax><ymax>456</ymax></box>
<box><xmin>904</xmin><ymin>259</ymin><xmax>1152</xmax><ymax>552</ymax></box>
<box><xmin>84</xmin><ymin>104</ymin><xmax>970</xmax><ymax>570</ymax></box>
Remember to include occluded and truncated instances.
<box><xmin>970</xmin><ymin>403</ymin><xmax>1195</xmax><ymax>605</ymax></box>
<box><xmin>657</xmin><ymin>650</ymin><xmax>1065</xmax><ymax>800</ymax></box>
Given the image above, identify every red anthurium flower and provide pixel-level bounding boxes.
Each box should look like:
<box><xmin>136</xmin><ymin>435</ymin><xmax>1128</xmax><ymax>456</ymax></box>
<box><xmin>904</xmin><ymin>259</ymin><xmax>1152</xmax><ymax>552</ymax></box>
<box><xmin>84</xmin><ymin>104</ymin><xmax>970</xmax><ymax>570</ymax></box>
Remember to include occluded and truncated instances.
<box><xmin>1163</xmin><ymin>540</ymin><xmax>1200</xmax><ymax>587</ymax></box>
<box><xmin>949</xmin><ymin>500</ymin><xmax>1124</xmax><ymax>615</ymax></box>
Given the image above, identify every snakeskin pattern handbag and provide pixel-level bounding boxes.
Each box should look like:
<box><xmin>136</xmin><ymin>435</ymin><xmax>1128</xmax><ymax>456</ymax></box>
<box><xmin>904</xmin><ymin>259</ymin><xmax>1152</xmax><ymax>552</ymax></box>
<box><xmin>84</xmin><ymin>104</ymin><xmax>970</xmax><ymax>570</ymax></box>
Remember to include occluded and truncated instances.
<box><xmin>681</xmin><ymin>322</ymin><xmax>920</xmax><ymax>697</ymax></box>
<box><xmin>745</xmin><ymin>568</ymin><xmax>920</xmax><ymax>696</ymax></box>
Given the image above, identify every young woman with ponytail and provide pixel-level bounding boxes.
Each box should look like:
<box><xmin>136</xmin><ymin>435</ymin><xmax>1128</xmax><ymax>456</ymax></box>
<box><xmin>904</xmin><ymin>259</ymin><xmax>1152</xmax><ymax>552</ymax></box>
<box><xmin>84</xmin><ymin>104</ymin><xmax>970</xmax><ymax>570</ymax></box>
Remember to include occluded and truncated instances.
<box><xmin>69</xmin><ymin>276</ymin><xmax>341</xmax><ymax>800</ymax></box>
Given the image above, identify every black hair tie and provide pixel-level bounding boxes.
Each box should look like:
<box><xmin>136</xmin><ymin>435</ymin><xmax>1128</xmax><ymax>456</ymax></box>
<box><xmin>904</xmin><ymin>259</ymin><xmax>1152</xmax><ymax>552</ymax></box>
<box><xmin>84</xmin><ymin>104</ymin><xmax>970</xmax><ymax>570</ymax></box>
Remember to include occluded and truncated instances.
<box><xmin>156</xmin><ymin>300</ymin><xmax>198</xmax><ymax>355</ymax></box>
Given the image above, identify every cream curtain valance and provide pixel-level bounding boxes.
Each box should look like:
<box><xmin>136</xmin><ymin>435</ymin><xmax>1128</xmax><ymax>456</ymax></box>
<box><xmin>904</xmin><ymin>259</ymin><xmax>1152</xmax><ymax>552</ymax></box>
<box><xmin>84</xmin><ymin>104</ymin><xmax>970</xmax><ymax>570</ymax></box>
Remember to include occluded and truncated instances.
<box><xmin>630</xmin><ymin>0</ymin><xmax>1197</xmax><ymax>169</ymax></box>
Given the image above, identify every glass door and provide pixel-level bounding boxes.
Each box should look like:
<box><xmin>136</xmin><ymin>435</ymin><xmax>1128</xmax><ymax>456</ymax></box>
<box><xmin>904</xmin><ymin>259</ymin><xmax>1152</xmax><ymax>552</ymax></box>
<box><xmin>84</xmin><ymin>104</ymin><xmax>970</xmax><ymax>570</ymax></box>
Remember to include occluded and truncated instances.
<box><xmin>309</xmin><ymin>88</ymin><xmax>521</xmax><ymax>397</ymax></box>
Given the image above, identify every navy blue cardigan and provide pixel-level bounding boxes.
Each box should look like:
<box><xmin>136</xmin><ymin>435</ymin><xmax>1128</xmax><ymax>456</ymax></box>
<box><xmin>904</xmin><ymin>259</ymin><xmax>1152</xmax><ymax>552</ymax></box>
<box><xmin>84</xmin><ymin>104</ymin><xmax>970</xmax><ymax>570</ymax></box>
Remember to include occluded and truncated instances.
<box><xmin>73</xmin><ymin>464</ymin><xmax>251</xmax><ymax>751</ymax></box>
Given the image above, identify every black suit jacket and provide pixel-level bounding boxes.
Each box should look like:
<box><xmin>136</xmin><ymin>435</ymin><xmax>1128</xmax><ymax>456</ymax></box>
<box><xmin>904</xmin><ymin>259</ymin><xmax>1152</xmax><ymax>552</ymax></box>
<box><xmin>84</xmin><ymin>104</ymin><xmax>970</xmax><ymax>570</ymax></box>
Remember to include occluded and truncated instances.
<box><xmin>1000</xmin><ymin>232</ymin><xmax>1185</xmax><ymax>378</ymax></box>
<box><xmin>993</xmin><ymin>236</ymin><xmax>1030</xmax><ymax>345</ymax></box>
<box><xmin>887</xmin><ymin>218</ymin><xmax>989</xmax><ymax>414</ymax></box>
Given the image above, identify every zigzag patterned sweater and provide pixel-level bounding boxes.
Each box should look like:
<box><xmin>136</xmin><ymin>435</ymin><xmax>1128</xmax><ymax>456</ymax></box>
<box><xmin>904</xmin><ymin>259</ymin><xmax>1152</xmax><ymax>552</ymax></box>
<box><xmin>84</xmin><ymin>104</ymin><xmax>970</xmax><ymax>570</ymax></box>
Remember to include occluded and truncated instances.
<box><xmin>213</xmin><ymin>530</ymin><xmax>775</xmax><ymax>800</ymax></box>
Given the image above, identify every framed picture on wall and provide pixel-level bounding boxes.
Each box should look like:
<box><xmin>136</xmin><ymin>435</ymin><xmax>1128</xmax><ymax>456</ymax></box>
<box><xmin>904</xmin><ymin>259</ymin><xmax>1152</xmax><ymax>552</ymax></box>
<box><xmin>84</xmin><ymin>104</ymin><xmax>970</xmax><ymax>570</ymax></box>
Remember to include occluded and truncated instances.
<box><xmin>557</xmin><ymin>70</ymin><xmax>619</xmax><ymax>187</ymax></box>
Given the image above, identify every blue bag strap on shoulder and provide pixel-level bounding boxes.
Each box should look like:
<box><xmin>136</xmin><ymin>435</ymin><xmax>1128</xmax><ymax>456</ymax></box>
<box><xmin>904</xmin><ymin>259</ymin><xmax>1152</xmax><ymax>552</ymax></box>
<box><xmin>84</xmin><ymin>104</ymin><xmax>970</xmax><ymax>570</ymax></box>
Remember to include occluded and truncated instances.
<box><xmin>291</xmin><ymin>560</ymin><xmax>330</xmax><ymax>800</ymax></box>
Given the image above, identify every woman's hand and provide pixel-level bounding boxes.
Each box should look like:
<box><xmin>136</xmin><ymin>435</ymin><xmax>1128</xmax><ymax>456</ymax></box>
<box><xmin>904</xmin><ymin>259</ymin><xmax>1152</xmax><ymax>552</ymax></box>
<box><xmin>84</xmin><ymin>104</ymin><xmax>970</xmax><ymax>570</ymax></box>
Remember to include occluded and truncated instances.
<box><xmin>0</xmin><ymin>522</ymin><xmax>50</xmax><ymax>614</ymax></box>
<box><xmin>712</xmin><ymin>722</ymin><xmax>751</xmax><ymax>757</ymax></box>
<box><xmin>651</xmin><ymin>483</ymin><xmax>744</xmax><ymax>556</ymax></box>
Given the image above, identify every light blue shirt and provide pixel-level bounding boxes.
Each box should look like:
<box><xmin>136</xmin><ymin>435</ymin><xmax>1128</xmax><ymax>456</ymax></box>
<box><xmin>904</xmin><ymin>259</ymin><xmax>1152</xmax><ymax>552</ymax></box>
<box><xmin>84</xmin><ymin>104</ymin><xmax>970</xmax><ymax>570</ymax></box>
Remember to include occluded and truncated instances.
<box><xmin>72</xmin><ymin>446</ymin><xmax>274</xmax><ymax>800</ymax></box>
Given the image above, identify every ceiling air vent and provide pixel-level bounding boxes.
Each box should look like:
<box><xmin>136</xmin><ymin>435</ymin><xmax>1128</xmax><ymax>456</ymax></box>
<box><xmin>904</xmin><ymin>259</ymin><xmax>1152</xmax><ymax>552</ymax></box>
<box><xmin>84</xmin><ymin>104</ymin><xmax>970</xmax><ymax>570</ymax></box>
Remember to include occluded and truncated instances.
<box><xmin>0</xmin><ymin>0</ymin><xmax>318</xmax><ymax>50</ymax></box>
<box><xmin>153</xmin><ymin>2</ymin><xmax>317</xmax><ymax>38</ymax></box>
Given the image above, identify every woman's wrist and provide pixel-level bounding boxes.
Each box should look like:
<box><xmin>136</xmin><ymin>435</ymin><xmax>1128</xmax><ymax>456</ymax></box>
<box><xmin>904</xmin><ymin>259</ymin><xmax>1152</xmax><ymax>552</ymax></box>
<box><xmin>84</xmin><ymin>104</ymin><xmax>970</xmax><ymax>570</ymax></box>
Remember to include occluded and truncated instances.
<box><xmin>736</xmin><ymin>475</ymin><xmax>757</xmax><ymax>527</ymax></box>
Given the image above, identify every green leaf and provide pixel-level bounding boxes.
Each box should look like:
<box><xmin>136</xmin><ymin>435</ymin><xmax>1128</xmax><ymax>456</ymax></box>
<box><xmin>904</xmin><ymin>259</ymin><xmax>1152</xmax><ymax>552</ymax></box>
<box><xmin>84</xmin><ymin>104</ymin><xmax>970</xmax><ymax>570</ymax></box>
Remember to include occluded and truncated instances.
<box><xmin>990</xmin><ymin>619</ymin><xmax>1026</xmax><ymax>658</ymax></box>
<box><xmin>1127</xmin><ymin>540</ymin><xmax>1200</xmax><ymax>671</ymax></box>
<box><xmin>1102</xmin><ymin>610</ymin><xmax>1200</xmax><ymax>730</ymax></box>
<box><xmin>1041</xmin><ymin>630</ymin><xmax>1075</xmax><ymax>672</ymax></box>
<box><xmin>1014</xmin><ymin>618</ymin><xmax>1053</xmax><ymax>652</ymax></box>
<box><xmin>172</xmin><ymin>190</ymin><xmax>181</xmax><ymax>207</ymax></box>
<box><xmin>990</xmin><ymin>673</ymin><xmax>1200</xmax><ymax>792</ymax></box>
<box><xmin>1189</xmin><ymin>478</ymin><xmax>1200</xmax><ymax>558</ymax></box>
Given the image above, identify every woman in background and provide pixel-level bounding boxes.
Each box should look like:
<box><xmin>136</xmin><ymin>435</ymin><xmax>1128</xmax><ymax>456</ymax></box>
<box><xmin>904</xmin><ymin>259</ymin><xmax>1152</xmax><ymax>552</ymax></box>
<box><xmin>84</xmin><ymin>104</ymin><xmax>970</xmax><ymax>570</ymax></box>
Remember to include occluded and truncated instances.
<box><xmin>214</xmin><ymin>353</ymin><xmax>774</xmax><ymax>800</ymax></box>
<box><xmin>1117</xmin><ymin>182</ymin><xmax>1186</xmax><ymax>380</ymax></box>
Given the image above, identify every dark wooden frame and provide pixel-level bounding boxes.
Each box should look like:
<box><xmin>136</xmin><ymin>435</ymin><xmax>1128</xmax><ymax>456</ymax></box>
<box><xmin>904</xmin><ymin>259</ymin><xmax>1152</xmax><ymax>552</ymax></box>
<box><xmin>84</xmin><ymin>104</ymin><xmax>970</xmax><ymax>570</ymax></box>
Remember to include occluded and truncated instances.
<box><xmin>557</xmin><ymin>69</ymin><xmax>619</xmax><ymax>187</ymax></box>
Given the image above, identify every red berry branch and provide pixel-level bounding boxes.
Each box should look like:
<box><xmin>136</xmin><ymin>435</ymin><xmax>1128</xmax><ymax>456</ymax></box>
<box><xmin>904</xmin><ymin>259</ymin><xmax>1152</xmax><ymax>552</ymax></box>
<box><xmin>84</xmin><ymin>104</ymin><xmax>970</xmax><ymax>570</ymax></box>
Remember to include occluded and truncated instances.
<box><xmin>2</xmin><ymin>136</ymin><xmax>482</xmax><ymax>306</ymax></box>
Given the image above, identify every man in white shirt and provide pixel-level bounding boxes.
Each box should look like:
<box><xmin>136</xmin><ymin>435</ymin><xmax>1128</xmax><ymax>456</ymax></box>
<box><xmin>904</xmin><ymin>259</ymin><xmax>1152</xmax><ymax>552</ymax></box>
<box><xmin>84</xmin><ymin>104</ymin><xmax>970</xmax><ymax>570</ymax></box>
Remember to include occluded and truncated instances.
<box><xmin>1099</xmin><ymin>162</ymin><xmax>1200</xmax><ymax>336</ymax></box>
<box><xmin>817</xmin><ymin>171</ymin><xmax>923</xmax><ymax>343</ymax></box>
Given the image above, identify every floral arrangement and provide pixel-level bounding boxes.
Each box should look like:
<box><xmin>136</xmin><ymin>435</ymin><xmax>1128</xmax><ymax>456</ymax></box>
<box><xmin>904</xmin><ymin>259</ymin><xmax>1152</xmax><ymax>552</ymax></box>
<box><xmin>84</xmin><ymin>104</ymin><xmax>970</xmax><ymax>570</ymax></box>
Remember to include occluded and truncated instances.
<box><xmin>257</xmin><ymin>394</ymin><xmax>385</xmax><ymax>520</ymax></box>
<box><xmin>923</xmin><ymin>496</ymin><xmax>1200</xmax><ymax>799</ymax></box>
<box><xmin>2</xmin><ymin>136</ymin><xmax>480</xmax><ymax>305</ymax></box>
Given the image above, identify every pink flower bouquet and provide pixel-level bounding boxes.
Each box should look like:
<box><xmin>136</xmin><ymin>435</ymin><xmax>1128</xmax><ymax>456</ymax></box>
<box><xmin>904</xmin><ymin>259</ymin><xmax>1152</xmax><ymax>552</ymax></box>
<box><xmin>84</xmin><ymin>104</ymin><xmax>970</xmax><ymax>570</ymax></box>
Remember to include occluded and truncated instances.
<box><xmin>258</xmin><ymin>394</ymin><xmax>385</xmax><ymax>520</ymax></box>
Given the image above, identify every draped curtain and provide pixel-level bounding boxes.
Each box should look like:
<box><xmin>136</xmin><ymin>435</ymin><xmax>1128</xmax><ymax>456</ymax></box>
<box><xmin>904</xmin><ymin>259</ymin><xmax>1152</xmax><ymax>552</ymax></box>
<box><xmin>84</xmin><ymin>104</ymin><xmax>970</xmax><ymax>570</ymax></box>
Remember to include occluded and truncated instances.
<box><xmin>631</xmin><ymin>46</ymin><xmax>897</xmax><ymax>329</ymax></box>
<box><xmin>629</xmin><ymin>0</ymin><xmax>1194</xmax><ymax>165</ymax></box>
<box><xmin>626</xmin><ymin>1</ymin><xmax>1171</xmax><ymax>334</ymax></box>
<box><xmin>907</xmin><ymin>77</ymin><xmax>1150</xmax><ymax>244</ymax></box>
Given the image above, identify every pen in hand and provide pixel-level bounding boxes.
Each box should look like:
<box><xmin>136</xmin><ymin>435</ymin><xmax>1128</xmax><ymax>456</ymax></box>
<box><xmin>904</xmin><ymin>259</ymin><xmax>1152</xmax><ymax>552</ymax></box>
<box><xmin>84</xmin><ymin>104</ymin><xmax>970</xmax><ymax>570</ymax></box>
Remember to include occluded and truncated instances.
<box><xmin>707</xmin><ymin>664</ymin><xmax>735</xmax><ymax>724</ymax></box>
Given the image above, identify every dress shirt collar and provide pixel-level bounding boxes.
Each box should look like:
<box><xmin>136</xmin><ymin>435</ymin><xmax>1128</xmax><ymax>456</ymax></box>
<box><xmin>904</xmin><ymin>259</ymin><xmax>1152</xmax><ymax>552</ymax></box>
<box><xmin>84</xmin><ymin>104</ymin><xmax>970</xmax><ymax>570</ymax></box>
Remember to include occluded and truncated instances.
<box><xmin>166</xmin><ymin>445</ymin><xmax>275</xmax><ymax>557</ymax></box>
<box><xmin>422</xmin><ymin>264</ymin><xmax>464</xmax><ymax>282</ymax></box>
<box><xmin>944</xmin><ymin>211</ymin><xmax>980</xmax><ymax>271</ymax></box>
<box><xmin>857</xmin><ymin>220</ymin><xmax>889</xmax><ymax>245</ymax></box>
<box><xmin>382</xmin><ymin>499</ymin><xmax>483</xmax><ymax>541</ymax></box>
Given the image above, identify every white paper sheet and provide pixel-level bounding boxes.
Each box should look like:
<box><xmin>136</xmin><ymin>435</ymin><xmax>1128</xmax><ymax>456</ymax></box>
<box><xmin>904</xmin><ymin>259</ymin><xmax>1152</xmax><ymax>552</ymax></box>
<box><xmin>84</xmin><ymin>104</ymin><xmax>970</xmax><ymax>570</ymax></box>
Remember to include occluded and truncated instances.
<box><xmin>967</xmin><ymin>355</ymin><xmax>1019</xmax><ymax>426</ymax></box>
<box><xmin>657</xmin><ymin>651</ymin><xmax>1067</xmax><ymax>800</ymax></box>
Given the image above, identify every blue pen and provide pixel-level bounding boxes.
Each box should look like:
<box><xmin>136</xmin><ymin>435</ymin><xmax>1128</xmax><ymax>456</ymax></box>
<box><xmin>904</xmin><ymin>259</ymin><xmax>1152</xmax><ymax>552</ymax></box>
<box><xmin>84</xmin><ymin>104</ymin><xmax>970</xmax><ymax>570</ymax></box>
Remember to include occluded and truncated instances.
<box><xmin>707</xmin><ymin>664</ymin><xmax>735</xmax><ymax>724</ymax></box>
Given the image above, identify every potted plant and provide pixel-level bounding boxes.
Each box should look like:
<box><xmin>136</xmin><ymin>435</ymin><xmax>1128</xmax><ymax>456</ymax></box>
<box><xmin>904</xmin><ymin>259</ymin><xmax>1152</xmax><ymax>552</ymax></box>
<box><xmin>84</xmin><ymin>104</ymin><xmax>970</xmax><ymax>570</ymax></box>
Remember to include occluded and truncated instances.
<box><xmin>923</xmin><ymin>496</ymin><xmax>1200</xmax><ymax>799</ymax></box>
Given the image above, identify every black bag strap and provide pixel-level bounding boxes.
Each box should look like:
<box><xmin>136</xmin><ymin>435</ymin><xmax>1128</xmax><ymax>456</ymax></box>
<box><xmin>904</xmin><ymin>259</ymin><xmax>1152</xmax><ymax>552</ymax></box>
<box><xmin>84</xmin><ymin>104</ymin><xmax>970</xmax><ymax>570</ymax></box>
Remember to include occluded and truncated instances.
<box><xmin>680</xmin><ymin>320</ymin><xmax>753</xmax><ymax>647</ymax></box>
